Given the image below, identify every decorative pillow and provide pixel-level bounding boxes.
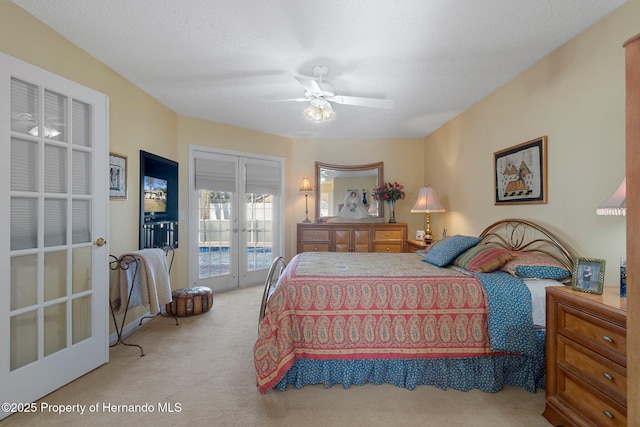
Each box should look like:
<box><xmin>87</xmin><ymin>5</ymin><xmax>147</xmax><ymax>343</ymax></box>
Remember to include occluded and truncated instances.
<box><xmin>500</xmin><ymin>252</ymin><xmax>571</xmax><ymax>280</ymax></box>
<box><xmin>453</xmin><ymin>245</ymin><xmax>515</xmax><ymax>273</ymax></box>
<box><xmin>423</xmin><ymin>235</ymin><xmax>482</xmax><ymax>267</ymax></box>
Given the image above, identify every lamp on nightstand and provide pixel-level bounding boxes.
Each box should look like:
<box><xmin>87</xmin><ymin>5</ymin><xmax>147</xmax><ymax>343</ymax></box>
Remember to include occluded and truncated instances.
<box><xmin>596</xmin><ymin>176</ymin><xmax>627</xmax><ymax>297</ymax></box>
<box><xmin>299</xmin><ymin>176</ymin><xmax>313</xmax><ymax>223</ymax></box>
<box><xmin>410</xmin><ymin>186</ymin><xmax>445</xmax><ymax>243</ymax></box>
<box><xmin>596</xmin><ymin>176</ymin><xmax>626</xmax><ymax>216</ymax></box>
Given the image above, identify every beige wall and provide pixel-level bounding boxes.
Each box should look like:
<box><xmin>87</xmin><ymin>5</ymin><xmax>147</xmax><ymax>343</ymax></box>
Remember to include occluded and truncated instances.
<box><xmin>424</xmin><ymin>0</ymin><xmax>639</xmax><ymax>285</ymax></box>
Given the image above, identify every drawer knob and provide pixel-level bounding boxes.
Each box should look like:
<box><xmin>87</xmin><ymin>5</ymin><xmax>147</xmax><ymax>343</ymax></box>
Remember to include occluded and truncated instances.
<box><xmin>386</xmin><ymin>247</ymin><xmax>390</xmax><ymax>251</ymax></box>
<box><xmin>602</xmin><ymin>335</ymin><xmax>614</xmax><ymax>344</ymax></box>
<box><xmin>603</xmin><ymin>410</ymin><xmax>614</xmax><ymax>419</ymax></box>
<box><xmin>603</xmin><ymin>372</ymin><xmax>614</xmax><ymax>381</ymax></box>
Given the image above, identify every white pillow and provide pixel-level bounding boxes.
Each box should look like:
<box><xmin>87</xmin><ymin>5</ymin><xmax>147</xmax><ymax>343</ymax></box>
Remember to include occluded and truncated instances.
<box><xmin>523</xmin><ymin>279</ymin><xmax>564</xmax><ymax>328</ymax></box>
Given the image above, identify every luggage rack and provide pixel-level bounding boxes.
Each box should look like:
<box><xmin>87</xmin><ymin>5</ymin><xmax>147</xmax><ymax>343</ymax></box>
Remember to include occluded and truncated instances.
<box><xmin>108</xmin><ymin>245</ymin><xmax>177</xmax><ymax>356</ymax></box>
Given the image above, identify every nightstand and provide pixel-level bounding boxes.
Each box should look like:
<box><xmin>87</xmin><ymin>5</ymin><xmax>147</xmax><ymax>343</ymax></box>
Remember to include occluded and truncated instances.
<box><xmin>544</xmin><ymin>286</ymin><xmax>627</xmax><ymax>427</ymax></box>
<box><xmin>406</xmin><ymin>239</ymin><xmax>431</xmax><ymax>253</ymax></box>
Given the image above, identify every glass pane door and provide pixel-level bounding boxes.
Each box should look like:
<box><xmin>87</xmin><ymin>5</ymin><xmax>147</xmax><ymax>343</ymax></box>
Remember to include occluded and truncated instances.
<box><xmin>198</xmin><ymin>190</ymin><xmax>233</xmax><ymax>278</ymax></box>
<box><xmin>1</xmin><ymin>52</ymin><xmax>108</xmax><ymax>420</ymax></box>
<box><xmin>242</xmin><ymin>193</ymin><xmax>274</xmax><ymax>284</ymax></box>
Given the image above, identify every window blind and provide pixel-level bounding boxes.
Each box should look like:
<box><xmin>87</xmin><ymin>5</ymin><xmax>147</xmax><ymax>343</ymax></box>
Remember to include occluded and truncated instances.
<box><xmin>194</xmin><ymin>157</ymin><xmax>236</xmax><ymax>192</ymax></box>
<box><xmin>245</xmin><ymin>160</ymin><xmax>280</xmax><ymax>194</ymax></box>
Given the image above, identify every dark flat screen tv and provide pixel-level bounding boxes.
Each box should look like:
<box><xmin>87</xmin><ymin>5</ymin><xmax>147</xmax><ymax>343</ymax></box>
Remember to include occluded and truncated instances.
<box><xmin>139</xmin><ymin>150</ymin><xmax>179</xmax><ymax>249</ymax></box>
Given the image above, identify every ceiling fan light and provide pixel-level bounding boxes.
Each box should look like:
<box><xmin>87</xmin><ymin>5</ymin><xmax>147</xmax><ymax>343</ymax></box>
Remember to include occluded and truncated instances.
<box><xmin>29</xmin><ymin>125</ymin><xmax>61</xmax><ymax>138</ymax></box>
<box><xmin>321</xmin><ymin>104</ymin><xmax>335</xmax><ymax>121</ymax></box>
<box><xmin>303</xmin><ymin>104</ymin><xmax>334</xmax><ymax>122</ymax></box>
<box><xmin>303</xmin><ymin>105</ymin><xmax>320</xmax><ymax>121</ymax></box>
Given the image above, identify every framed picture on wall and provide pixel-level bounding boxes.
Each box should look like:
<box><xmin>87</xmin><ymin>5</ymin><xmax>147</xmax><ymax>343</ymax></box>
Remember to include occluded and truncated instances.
<box><xmin>494</xmin><ymin>136</ymin><xmax>547</xmax><ymax>205</ymax></box>
<box><xmin>571</xmin><ymin>257</ymin><xmax>606</xmax><ymax>295</ymax></box>
<box><xmin>109</xmin><ymin>152</ymin><xmax>127</xmax><ymax>200</ymax></box>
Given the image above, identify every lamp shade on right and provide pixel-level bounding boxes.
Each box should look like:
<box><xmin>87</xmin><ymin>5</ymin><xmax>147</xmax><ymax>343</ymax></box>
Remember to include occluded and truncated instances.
<box><xmin>596</xmin><ymin>177</ymin><xmax>626</xmax><ymax>216</ymax></box>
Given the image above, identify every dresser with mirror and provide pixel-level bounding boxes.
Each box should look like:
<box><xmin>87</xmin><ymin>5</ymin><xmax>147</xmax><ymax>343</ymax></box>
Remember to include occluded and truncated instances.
<box><xmin>297</xmin><ymin>161</ymin><xmax>407</xmax><ymax>254</ymax></box>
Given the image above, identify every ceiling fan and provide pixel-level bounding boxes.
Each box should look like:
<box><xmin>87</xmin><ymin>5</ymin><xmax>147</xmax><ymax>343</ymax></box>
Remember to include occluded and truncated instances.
<box><xmin>284</xmin><ymin>65</ymin><xmax>394</xmax><ymax>122</ymax></box>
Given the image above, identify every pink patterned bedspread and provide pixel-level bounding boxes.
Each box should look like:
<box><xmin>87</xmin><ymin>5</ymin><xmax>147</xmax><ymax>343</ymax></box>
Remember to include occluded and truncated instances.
<box><xmin>254</xmin><ymin>252</ymin><xmax>495</xmax><ymax>393</ymax></box>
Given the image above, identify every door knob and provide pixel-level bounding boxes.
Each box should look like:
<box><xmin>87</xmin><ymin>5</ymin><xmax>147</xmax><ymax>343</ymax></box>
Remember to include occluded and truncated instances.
<box><xmin>95</xmin><ymin>237</ymin><xmax>107</xmax><ymax>247</ymax></box>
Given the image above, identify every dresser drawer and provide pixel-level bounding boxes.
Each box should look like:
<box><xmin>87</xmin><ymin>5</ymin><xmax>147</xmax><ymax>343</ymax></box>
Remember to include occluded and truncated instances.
<box><xmin>558</xmin><ymin>303</ymin><xmax>626</xmax><ymax>365</ymax></box>
<box><xmin>300</xmin><ymin>243</ymin><xmax>330</xmax><ymax>252</ymax></box>
<box><xmin>558</xmin><ymin>370</ymin><xmax>627</xmax><ymax>427</ymax></box>
<box><xmin>373</xmin><ymin>243</ymin><xmax>403</xmax><ymax>253</ymax></box>
<box><xmin>300</xmin><ymin>229</ymin><xmax>330</xmax><ymax>242</ymax></box>
<box><xmin>373</xmin><ymin>229</ymin><xmax>403</xmax><ymax>241</ymax></box>
<box><xmin>557</xmin><ymin>335</ymin><xmax>626</xmax><ymax>405</ymax></box>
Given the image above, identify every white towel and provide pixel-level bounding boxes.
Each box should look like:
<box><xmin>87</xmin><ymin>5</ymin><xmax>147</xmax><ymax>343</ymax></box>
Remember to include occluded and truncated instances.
<box><xmin>112</xmin><ymin>248</ymin><xmax>172</xmax><ymax>315</ymax></box>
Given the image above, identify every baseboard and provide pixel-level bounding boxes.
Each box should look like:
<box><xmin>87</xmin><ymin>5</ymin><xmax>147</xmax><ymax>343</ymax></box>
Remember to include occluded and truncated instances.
<box><xmin>109</xmin><ymin>311</ymin><xmax>151</xmax><ymax>346</ymax></box>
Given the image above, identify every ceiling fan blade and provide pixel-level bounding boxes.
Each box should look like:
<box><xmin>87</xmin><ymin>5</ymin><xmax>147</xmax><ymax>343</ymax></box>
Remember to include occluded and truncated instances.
<box><xmin>294</xmin><ymin>76</ymin><xmax>323</xmax><ymax>95</ymax></box>
<box><xmin>329</xmin><ymin>95</ymin><xmax>395</xmax><ymax>110</ymax></box>
<box><xmin>273</xmin><ymin>97</ymin><xmax>309</xmax><ymax>102</ymax></box>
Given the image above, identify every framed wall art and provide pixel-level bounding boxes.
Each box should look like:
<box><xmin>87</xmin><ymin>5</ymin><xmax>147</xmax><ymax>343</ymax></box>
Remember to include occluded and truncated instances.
<box><xmin>571</xmin><ymin>257</ymin><xmax>606</xmax><ymax>295</ymax></box>
<box><xmin>494</xmin><ymin>136</ymin><xmax>547</xmax><ymax>205</ymax></box>
<box><xmin>109</xmin><ymin>152</ymin><xmax>127</xmax><ymax>200</ymax></box>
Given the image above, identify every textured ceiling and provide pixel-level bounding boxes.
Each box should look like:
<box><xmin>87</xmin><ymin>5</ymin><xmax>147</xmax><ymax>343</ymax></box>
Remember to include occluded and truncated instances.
<box><xmin>13</xmin><ymin>0</ymin><xmax>626</xmax><ymax>139</ymax></box>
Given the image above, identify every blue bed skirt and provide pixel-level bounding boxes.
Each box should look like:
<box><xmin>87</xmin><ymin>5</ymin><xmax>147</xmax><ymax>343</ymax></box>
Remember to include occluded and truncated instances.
<box><xmin>274</xmin><ymin>330</ymin><xmax>546</xmax><ymax>393</ymax></box>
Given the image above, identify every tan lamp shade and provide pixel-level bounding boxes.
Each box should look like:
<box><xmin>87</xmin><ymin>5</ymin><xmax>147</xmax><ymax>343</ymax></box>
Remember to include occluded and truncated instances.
<box><xmin>411</xmin><ymin>186</ymin><xmax>445</xmax><ymax>243</ymax></box>
<box><xmin>596</xmin><ymin>177</ymin><xmax>626</xmax><ymax>216</ymax></box>
<box><xmin>299</xmin><ymin>177</ymin><xmax>313</xmax><ymax>223</ymax></box>
<box><xmin>299</xmin><ymin>176</ymin><xmax>313</xmax><ymax>193</ymax></box>
<box><xmin>411</xmin><ymin>186</ymin><xmax>445</xmax><ymax>213</ymax></box>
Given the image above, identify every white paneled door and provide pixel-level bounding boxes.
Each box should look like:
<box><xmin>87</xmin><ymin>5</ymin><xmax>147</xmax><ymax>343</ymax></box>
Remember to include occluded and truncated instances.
<box><xmin>0</xmin><ymin>53</ymin><xmax>109</xmax><ymax>420</ymax></box>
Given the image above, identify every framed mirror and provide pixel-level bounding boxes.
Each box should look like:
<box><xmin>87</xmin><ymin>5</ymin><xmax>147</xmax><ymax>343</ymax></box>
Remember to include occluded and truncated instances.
<box><xmin>315</xmin><ymin>161</ymin><xmax>384</xmax><ymax>221</ymax></box>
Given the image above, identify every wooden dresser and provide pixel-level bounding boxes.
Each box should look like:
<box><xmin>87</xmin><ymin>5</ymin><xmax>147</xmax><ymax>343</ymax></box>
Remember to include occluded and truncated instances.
<box><xmin>544</xmin><ymin>286</ymin><xmax>627</xmax><ymax>427</ymax></box>
<box><xmin>297</xmin><ymin>222</ymin><xmax>407</xmax><ymax>253</ymax></box>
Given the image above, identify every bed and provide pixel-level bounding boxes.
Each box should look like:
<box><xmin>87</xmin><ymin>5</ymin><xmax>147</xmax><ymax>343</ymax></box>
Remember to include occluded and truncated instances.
<box><xmin>254</xmin><ymin>218</ymin><xmax>575</xmax><ymax>394</ymax></box>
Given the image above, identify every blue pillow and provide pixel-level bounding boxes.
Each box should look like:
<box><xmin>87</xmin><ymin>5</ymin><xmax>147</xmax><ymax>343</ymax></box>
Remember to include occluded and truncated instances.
<box><xmin>423</xmin><ymin>235</ymin><xmax>483</xmax><ymax>267</ymax></box>
<box><xmin>516</xmin><ymin>265</ymin><xmax>571</xmax><ymax>280</ymax></box>
<box><xmin>501</xmin><ymin>252</ymin><xmax>572</xmax><ymax>281</ymax></box>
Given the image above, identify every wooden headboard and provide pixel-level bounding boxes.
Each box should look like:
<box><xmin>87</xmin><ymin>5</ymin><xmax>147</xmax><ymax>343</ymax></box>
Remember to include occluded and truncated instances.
<box><xmin>479</xmin><ymin>218</ymin><xmax>576</xmax><ymax>275</ymax></box>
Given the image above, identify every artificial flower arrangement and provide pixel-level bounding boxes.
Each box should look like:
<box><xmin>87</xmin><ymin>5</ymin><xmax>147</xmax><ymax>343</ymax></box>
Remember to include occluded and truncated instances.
<box><xmin>372</xmin><ymin>182</ymin><xmax>406</xmax><ymax>202</ymax></box>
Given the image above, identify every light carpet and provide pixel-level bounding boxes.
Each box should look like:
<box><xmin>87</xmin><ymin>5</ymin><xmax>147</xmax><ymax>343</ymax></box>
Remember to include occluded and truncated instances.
<box><xmin>3</xmin><ymin>285</ymin><xmax>551</xmax><ymax>426</ymax></box>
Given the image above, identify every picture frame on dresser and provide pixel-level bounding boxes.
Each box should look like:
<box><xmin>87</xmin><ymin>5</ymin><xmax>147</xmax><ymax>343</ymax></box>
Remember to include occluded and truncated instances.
<box><xmin>571</xmin><ymin>257</ymin><xmax>606</xmax><ymax>295</ymax></box>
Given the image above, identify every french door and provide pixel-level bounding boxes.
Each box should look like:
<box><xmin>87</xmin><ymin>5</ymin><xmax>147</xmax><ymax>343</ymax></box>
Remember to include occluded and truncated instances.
<box><xmin>189</xmin><ymin>147</ymin><xmax>283</xmax><ymax>292</ymax></box>
<box><xmin>0</xmin><ymin>52</ymin><xmax>109</xmax><ymax>419</ymax></box>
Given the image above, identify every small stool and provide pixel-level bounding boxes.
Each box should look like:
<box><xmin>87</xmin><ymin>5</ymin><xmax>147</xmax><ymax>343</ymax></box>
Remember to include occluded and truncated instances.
<box><xmin>166</xmin><ymin>286</ymin><xmax>213</xmax><ymax>317</ymax></box>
